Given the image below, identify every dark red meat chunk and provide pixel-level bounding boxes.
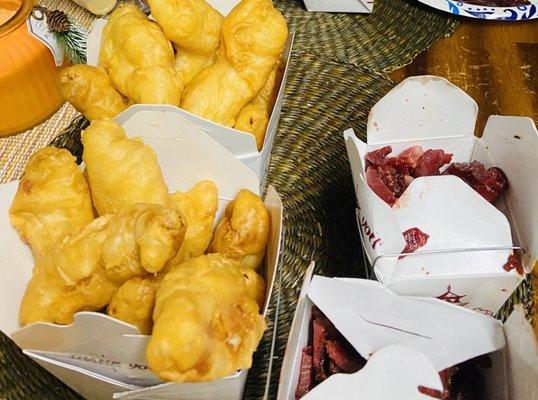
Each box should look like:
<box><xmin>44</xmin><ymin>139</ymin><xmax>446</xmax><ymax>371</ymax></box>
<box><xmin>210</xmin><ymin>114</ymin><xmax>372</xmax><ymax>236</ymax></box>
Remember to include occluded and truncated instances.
<box><xmin>312</xmin><ymin>318</ymin><xmax>329</xmax><ymax>382</ymax></box>
<box><xmin>418</xmin><ymin>358</ymin><xmax>485</xmax><ymax>400</ymax></box>
<box><xmin>399</xmin><ymin>146</ymin><xmax>425</xmax><ymax>169</ymax></box>
<box><xmin>365</xmin><ymin>145</ymin><xmax>392</xmax><ymax>167</ymax></box>
<box><xmin>414</xmin><ymin>149</ymin><xmax>453</xmax><ymax>177</ymax></box>
<box><xmin>295</xmin><ymin>347</ymin><xmax>314</xmax><ymax>399</ymax></box>
<box><xmin>400</xmin><ymin>227</ymin><xmax>430</xmax><ymax>259</ymax></box>
<box><xmin>377</xmin><ymin>163</ymin><xmax>409</xmax><ymax>198</ymax></box>
<box><xmin>443</xmin><ymin>161</ymin><xmax>508</xmax><ymax>204</ymax></box>
<box><xmin>364</xmin><ymin>146</ymin><xmax>452</xmax><ymax>206</ymax></box>
<box><xmin>296</xmin><ymin>307</ymin><xmax>367</xmax><ymax>398</ymax></box>
<box><xmin>325</xmin><ymin>340</ymin><xmax>366</xmax><ymax>373</ymax></box>
<box><xmin>503</xmin><ymin>252</ymin><xmax>523</xmax><ymax>275</ymax></box>
<box><xmin>364</xmin><ymin>145</ymin><xmax>508</xmax><ymax>207</ymax></box>
<box><xmin>366</xmin><ymin>166</ymin><xmax>397</xmax><ymax>205</ymax></box>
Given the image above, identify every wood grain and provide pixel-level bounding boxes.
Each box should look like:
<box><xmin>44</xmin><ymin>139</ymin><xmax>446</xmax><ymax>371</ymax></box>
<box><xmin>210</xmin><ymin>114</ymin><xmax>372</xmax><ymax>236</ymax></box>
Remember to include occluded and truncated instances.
<box><xmin>391</xmin><ymin>18</ymin><xmax>538</xmax><ymax>135</ymax></box>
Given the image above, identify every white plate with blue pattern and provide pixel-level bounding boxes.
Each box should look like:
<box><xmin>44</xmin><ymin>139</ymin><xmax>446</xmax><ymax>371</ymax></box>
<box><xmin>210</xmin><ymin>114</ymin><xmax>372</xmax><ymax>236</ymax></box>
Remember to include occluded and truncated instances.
<box><xmin>417</xmin><ymin>0</ymin><xmax>538</xmax><ymax>20</ymax></box>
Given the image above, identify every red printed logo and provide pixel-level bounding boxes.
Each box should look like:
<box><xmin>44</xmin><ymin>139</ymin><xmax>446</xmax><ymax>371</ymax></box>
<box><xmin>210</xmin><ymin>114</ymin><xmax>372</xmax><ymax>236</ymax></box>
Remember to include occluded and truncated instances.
<box><xmin>436</xmin><ymin>285</ymin><xmax>469</xmax><ymax>307</ymax></box>
<box><xmin>359</xmin><ymin>216</ymin><xmax>382</xmax><ymax>250</ymax></box>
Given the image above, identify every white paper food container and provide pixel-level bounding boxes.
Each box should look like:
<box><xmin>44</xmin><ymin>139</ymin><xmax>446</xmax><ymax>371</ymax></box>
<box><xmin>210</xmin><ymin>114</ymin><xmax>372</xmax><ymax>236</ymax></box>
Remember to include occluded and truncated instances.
<box><xmin>277</xmin><ymin>263</ymin><xmax>538</xmax><ymax>400</ymax></box>
<box><xmin>85</xmin><ymin>0</ymin><xmax>294</xmax><ymax>186</ymax></box>
<box><xmin>343</xmin><ymin>75</ymin><xmax>538</xmax><ymax>315</ymax></box>
<box><xmin>0</xmin><ymin>107</ymin><xmax>284</xmax><ymax>400</ymax></box>
<box><xmin>302</xmin><ymin>0</ymin><xmax>374</xmax><ymax>13</ymax></box>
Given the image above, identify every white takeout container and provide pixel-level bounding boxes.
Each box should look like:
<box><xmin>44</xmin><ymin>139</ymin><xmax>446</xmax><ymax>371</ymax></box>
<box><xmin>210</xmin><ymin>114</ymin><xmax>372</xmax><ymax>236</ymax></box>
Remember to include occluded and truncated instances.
<box><xmin>302</xmin><ymin>0</ymin><xmax>374</xmax><ymax>13</ymax></box>
<box><xmin>85</xmin><ymin>0</ymin><xmax>294</xmax><ymax>186</ymax></box>
<box><xmin>277</xmin><ymin>263</ymin><xmax>538</xmax><ymax>400</ymax></box>
<box><xmin>344</xmin><ymin>75</ymin><xmax>538</xmax><ymax>315</ymax></box>
<box><xmin>0</xmin><ymin>107</ymin><xmax>284</xmax><ymax>400</ymax></box>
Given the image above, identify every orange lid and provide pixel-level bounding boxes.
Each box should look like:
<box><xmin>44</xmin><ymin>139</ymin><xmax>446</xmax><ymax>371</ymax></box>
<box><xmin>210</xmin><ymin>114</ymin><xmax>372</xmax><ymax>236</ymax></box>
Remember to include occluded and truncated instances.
<box><xmin>0</xmin><ymin>0</ymin><xmax>23</xmax><ymax>26</ymax></box>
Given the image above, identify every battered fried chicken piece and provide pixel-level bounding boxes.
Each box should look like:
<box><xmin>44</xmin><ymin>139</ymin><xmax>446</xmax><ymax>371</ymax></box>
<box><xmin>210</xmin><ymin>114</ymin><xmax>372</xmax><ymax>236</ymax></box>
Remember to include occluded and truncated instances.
<box><xmin>240</xmin><ymin>266</ymin><xmax>266</xmax><ymax>309</ymax></box>
<box><xmin>147</xmin><ymin>254</ymin><xmax>266</xmax><ymax>382</ymax></box>
<box><xmin>107</xmin><ymin>275</ymin><xmax>161</xmax><ymax>335</ymax></box>
<box><xmin>180</xmin><ymin>0</ymin><xmax>288</xmax><ymax>127</ymax></box>
<box><xmin>99</xmin><ymin>3</ymin><xmax>182</xmax><ymax>105</ymax></box>
<box><xmin>57</xmin><ymin>65</ymin><xmax>128</xmax><ymax>120</ymax></box>
<box><xmin>82</xmin><ymin>119</ymin><xmax>175</xmax><ymax>215</ymax></box>
<box><xmin>9</xmin><ymin>147</ymin><xmax>94</xmax><ymax>256</ymax></box>
<box><xmin>147</xmin><ymin>0</ymin><xmax>224</xmax><ymax>86</ymax></box>
<box><xmin>171</xmin><ymin>180</ymin><xmax>218</xmax><ymax>261</ymax></box>
<box><xmin>19</xmin><ymin>203</ymin><xmax>186</xmax><ymax>326</ymax></box>
<box><xmin>234</xmin><ymin>62</ymin><xmax>283</xmax><ymax>150</ymax></box>
<box><xmin>208</xmin><ymin>189</ymin><xmax>270</xmax><ymax>270</ymax></box>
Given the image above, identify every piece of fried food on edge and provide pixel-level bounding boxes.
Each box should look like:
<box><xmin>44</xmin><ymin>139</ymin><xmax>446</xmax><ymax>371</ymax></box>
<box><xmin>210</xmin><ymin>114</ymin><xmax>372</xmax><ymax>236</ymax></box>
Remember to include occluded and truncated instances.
<box><xmin>234</xmin><ymin>62</ymin><xmax>283</xmax><ymax>150</ymax></box>
<box><xmin>147</xmin><ymin>0</ymin><xmax>224</xmax><ymax>86</ymax></box>
<box><xmin>180</xmin><ymin>0</ymin><xmax>287</xmax><ymax>127</ymax></box>
<box><xmin>147</xmin><ymin>254</ymin><xmax>266</xmax><ymax>382</ymax></box>
<box><xmin>208</xmin><ymin>189</ymin><xmax>270</xmax><ymax>270</ymax></box>
<box><xmin>107</xmin><ymin>275</ymin><xmax>161</xmax><ymax>335</ymax></box>
<box><xmin>99</xmin><ymin>3</ymin><xmax>182</xmax><ymax>105</ymax></box>
<box><xmin>171</xmin><ymin>180</ymin><xmax>218</xmax><ymax>261</ymax></box>
<box><xmin>82</xmin><ymin>119</ymin><xmax>175</xmax><ymax>215</ymax></box>
<box><xmin>57</xmin><ymin>64</ymin><xmax>128</xmax><ymax>120</ymax></box>
<box><xmin>19</xmin><ymin>203</ymin><xmax>187</xmax><ymax>326</ymax></box>
<box><xmin>9</xmin><ymin>147</ymin><xmax>94</xmax><ymax>256</ymax></box>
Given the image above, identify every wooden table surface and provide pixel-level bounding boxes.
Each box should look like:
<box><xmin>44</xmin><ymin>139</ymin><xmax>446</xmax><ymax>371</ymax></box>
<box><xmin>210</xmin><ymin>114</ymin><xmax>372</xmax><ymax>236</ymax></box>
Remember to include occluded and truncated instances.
<box><xmin>392</xmin><ymin>16</ymin><xmax>537</xmax><ymax>334</ymax></box>
<box><xmin>391</xmin><ymin>17</ymin><xmax>537</xmax><ymax>135</ymax></box>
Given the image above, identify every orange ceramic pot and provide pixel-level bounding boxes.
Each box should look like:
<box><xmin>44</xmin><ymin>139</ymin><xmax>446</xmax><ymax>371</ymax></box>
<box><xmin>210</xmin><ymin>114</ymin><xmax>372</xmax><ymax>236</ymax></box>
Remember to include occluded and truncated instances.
<box><xmin>0</xmin><ymin>0</ymin><xmax>63</xmax><ymax>137</ymax></box>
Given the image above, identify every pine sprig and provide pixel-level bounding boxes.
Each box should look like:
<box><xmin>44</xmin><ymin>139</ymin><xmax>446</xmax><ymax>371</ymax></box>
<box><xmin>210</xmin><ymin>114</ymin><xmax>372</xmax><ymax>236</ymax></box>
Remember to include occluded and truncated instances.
<box><xmin>32</xmin><ymin>6</ymin><xmax>88</xmax><ymax>65</ymax></box>
<box><xmin>55</xmin><ymin>21</ymin><xmax>87</xmax><ymax>64</ymax></box>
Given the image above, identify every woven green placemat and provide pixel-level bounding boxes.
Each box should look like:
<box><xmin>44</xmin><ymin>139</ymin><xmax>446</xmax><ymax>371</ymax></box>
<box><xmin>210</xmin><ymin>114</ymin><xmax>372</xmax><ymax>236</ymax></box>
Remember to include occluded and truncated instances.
<box><xmin>0</xmin><ymin>1</ymin><xmax>472</xmax><ymax>400</ymax></box>
<box><xmin>275</xmin><ymin>0</ymin><xmax>458</xmax><ymax>73</ymax></box>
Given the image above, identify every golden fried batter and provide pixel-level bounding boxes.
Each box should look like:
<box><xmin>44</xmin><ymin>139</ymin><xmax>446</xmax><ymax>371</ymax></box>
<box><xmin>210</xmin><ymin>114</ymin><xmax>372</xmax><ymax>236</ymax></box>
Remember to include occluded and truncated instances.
<box><xmin>172</xmin><ymin>180</ymin><xmax>218</xmax><ymax>261</ymax></box>
<box><xmin>9</xmin><ymin>147</ymin><xmax>94</xmax><ymax>256</ymax></box>
<box><xmin>99</xmin><ymin>3</ymin><xmax>182</xmax><ymax>105</ymax></box>
<box><xmin>209</xmin><ymin>189</ymin><xmax>270</xmax><ymax>270</ymax></box>
<box><xmin>19</xmin><ymin>203</ymin><xmax>186</xmax><ymax>326</ymax></box>
<box><xmin>82</xmin><ymin>119</ymin><xmax>175</xmax><ymax>215</ymax></box>
<box><xmin>147</xmin><ymin>0</ymin><xmax>224</xmax><ymax>86</ymax></box>
<box><xmin>107</xmin><ymin>275</ymin><xmax>161</xmax><ymax>335</ymax></box>
<box><xmin>241</xmin><ymin>267</ymin><xmax>266</xmax><ymax>310</ymax></box>
<box><xmin>234</xmin><ymin>62</ymin><xmax>283</xmax><ymax>150</ymax></box>
<box><xmin>180</xmin><ymin>0</ymin><xmax>287</xmax><ymax>127</ymax></box>
<box><xmin>147</xmin><ymin>254</ymin><xmax>266</xmax><ymax>382</ymax></box>
<box><xmin>57</xmin><ymin>65</ymin><xmax>128</xmax><ymax>120</ymax></box>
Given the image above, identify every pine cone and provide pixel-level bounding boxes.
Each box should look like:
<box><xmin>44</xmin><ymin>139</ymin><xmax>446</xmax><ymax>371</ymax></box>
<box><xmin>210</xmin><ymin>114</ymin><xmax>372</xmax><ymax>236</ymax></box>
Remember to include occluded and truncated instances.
<box><xmin>47</xmin><ymin>10</ymin><xmax>70</xmax><ymax>33</ymax></box>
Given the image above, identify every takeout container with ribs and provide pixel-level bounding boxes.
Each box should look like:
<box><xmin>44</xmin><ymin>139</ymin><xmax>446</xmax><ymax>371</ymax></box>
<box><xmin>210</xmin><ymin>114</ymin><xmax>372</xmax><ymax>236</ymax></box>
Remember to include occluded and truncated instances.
<box><xmin>85</xmin><ymin>0</ymin><xmax>294</xmax><ymax>186</ymax></box>
<box><xmin>0</xmin><ymin>107</ymin><xmax>284</xmax><ymax>400</ymax></box>
<box><xmin>277</xmin><ymin>263</ymin><xmax>538</xmax><ymax>400</ymax></box>
<box><xmin>344</xmin><ymin>75</ymin><xmax>538</xmax><ymax>315</ymax></box>
<box><xmin>302</xmin><ymin>0</ymin><xmax>374</xmax><ymax>13</ymax></box>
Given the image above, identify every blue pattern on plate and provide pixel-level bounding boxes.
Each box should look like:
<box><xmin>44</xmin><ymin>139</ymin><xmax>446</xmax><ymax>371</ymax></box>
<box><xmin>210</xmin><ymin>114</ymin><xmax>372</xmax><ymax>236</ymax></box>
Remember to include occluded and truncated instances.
<box><xmin>441</xmin><ymin>0</ymin><xmax>537</xmax><ymax>20</ymax></box>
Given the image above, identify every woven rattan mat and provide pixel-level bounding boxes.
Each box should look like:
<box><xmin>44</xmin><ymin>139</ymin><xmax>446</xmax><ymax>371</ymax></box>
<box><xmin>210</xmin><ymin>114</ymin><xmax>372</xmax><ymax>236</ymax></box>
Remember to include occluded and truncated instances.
<box><xmin>4</xmin><ymin>1</ymin><xmax>521</xmax><ymax>399</ymax></box>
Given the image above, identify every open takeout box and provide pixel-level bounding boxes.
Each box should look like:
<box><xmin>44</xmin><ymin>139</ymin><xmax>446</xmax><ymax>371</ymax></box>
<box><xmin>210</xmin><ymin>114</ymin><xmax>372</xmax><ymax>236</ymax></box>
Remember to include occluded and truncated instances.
<box><xmin>277</xmin><ymin>263</ymin><xmax>538</xmax><ymax>400</ymax></box>
<box><xmin>302</xmin><ymin>0</ymin><xmax>374</xmax><ymax>13</ymax></box>
<box><xmin>344</xmin><ymin>75</ymin><xmax>538</xmax><ymax>315</ymax></box>
<box><xmin>0</xmin><ymin>107</ymin><xmax>284</xmax><ymax>400</ymax></box>
<box><xmin>85</xmin><ymin>0</ymin><xmax>294</xmax><ymax>186</ymax></box>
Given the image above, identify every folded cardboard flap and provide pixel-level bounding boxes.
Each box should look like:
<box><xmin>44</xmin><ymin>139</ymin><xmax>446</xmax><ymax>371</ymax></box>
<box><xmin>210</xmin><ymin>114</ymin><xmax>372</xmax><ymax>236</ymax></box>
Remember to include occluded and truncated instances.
<box><xmin>309</xmin><ymin>276</ymin><xmax>505</xmax><ymax>371</ymax></box>
<box><xmin>366</xmin><ymin>75</ymin><xmax>478</xmax><ymax>143</ymax></box>
<box><xmin>479</xmin><ymin>116</ymin><xmax>538</xmax><ymax>271</ymax></box>
<box><xmin>303</xmin><ymin>0</ymin><xmax>374</xmax><ymax>13</ymax></box>
<box><xmin>116</xmin><ymin>107</ymin><xmax>260</xmax><ymax>198</ymax></box>
<box><xmin>0</xmin><ymin>107</ymin><xmax>283</xmax><ymax>400</ymax></box>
